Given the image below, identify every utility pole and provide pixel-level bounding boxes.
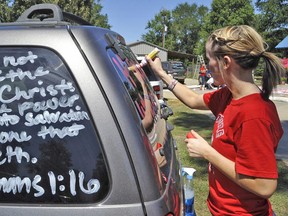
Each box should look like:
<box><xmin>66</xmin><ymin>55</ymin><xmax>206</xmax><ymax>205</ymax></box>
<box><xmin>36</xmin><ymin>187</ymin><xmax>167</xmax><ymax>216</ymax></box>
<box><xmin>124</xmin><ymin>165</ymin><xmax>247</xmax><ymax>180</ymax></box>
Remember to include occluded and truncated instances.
<box><xmin>161</xmin><ymin>9</ymin><xmax>169</xmax><ymax>49</ymax></box>
<box><xmin>162</xmin><ymin>24</ymin><xmax>167</xmax><ymax>48</ymax></box>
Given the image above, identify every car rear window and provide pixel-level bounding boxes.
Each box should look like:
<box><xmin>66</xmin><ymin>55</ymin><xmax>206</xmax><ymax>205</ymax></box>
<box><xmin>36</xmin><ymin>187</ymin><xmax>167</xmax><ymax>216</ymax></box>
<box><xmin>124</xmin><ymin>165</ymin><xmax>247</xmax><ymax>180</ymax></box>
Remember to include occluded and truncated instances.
<box><xmin>107</xmin><ymin>47</ymin><xmax>159</xmax><ymax>133</ymax></box>
<box><xmin>0</xmin><ymin>47</ymin><xmax>109</xmax><ymax>204</ymax></box>
<box><xmin>171</xmin><ymin>62</ymin><xmax>185</xmax><ymax>69</ymax></box>
<box><xmin>161</xmin><ymin>62</ymin><xmax>169</xmax><ymax>70</ymax></box>
<box><xmin>142</xmin><ymin>65</ymin><xmax>160</xmax><ymax>82</ymax></box>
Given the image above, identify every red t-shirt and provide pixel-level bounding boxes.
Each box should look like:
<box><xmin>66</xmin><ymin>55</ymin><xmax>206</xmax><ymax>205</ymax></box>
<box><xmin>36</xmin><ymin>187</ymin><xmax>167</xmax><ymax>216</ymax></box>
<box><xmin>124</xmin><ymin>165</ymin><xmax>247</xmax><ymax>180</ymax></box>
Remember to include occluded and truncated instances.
<box><xmin>200</xmin><ymin>65</ymin><xmax>206</xmax><ymax>77</ymax></box>
<box><xmin>203</xmin><ymin>87</ymin><xmax>283</xmax><ymax>216</ymax></box>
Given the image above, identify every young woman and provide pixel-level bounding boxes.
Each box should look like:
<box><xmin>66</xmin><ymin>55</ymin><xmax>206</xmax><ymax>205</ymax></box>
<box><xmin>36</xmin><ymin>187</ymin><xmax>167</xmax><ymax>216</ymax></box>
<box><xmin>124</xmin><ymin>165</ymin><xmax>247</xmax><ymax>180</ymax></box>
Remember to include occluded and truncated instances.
<box><xmin>147</xmin><ymin>25</ymin><xmax>284</xmax><ymax>216</ymax></box>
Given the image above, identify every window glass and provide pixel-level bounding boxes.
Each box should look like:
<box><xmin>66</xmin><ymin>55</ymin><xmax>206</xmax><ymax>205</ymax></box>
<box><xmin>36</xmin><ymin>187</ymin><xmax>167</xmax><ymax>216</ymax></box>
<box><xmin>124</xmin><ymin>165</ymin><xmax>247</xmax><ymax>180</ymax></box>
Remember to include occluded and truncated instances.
<box><xmin>108</xmin><ymin>44</ymin><xmax>167</xmax><ymax>190</ymax></box>
<box><xmin>172</xmin><ymin>62</ymin><xmax>185</xmax><ymax>69</ymax></box>
<box><xmin>161</xmin><ymin>62</ymin><xmax>169</xmax><ymax>70</ymax></box>
<box><xmin>0</xmin><ymin>47</ymin><xmax>109</xmax><ymax>204</ymax></box>
<box><xmin>107</xmin><ymin>47</ymin><xmax>159</xmax><ymax>133</ymax></box>
<box><xmin>142</xmin><ymin>65</ymin><xmax>160</xmax><ymax>82</ymax></box>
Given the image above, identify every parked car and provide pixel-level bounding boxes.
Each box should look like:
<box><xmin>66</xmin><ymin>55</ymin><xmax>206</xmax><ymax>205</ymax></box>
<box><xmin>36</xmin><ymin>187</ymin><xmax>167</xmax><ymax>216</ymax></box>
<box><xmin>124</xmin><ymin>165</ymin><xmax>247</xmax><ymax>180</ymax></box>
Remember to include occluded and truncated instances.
<box><xmin>162</xmin><ymin>61</ymin><xmax>187</xmax><ymax>84</ymax></box>
<box><xmin>0</xmin><ymin>4</ymin><xmax>183</xmax><ymax>216</ymax></box>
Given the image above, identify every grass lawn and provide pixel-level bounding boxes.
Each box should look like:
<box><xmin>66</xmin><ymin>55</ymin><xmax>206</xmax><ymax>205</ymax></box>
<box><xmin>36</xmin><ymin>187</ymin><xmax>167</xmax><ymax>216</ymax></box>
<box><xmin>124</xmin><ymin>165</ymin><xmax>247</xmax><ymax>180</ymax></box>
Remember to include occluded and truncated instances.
<box><xmin>166</xmin><ymin>99</ymin><xmax>288</xmax><ymax>216</ymax></box>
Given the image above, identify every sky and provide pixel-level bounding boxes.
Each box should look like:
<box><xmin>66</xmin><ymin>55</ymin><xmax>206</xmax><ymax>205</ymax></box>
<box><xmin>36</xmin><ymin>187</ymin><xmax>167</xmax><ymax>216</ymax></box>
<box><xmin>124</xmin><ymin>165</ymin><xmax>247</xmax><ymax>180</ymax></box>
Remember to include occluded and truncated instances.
<box><xmin>101</xmin><ymin>0</ymin><xmax>213</xmax><ymax>44</ymax></box>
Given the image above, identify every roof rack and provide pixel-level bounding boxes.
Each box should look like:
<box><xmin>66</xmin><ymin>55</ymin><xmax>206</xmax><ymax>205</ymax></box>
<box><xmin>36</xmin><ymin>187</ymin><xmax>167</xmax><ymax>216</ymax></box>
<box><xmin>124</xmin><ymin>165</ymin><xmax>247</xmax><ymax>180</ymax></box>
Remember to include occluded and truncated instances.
<box><xmin>15</xmin><ymin>3</ymin><xmax>92</xmax><ymax>26</ymax></box>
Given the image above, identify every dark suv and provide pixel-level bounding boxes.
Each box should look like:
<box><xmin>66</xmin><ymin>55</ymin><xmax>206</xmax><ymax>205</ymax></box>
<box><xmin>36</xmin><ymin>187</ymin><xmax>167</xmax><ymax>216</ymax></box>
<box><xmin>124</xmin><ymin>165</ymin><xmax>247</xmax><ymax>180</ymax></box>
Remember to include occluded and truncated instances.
<box><xmin>162</xmin><ymin>61</ymin><xmax>187</xmax><ymax>84</ymax></box>
<box><xmin>0</xmin><ymin>4</ymin><xmax>183</xmax><ymax>216</ymax></box>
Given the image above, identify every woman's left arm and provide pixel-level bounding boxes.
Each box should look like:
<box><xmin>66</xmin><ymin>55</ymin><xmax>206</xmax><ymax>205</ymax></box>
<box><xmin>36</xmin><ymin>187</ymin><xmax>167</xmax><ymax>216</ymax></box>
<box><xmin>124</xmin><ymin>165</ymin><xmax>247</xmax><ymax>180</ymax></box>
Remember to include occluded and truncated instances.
<box><xmin>205</xmin><ymin>147</ymin><xmax>277</xmax><ymax>199</ymax></box>
<box><xmin>185</xmin><ymin>130</ymin><xmax>277</xmax><ymax>199</ymax></box>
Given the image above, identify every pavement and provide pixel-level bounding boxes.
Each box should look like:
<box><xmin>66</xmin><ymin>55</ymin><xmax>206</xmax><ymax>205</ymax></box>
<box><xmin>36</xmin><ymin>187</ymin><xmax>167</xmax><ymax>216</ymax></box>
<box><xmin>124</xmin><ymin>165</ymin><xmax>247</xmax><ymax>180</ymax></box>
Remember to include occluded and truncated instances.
<box><xmin>163</xmin><ymin>78</ymin><xmax>288</xmax><ymax>160</ymax></box>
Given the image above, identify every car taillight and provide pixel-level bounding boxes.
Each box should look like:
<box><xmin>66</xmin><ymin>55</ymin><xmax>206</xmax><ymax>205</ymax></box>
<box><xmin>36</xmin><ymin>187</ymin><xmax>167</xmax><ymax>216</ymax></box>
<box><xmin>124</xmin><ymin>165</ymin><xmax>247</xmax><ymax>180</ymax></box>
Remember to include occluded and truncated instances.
<box><xmin>153</xmin><ymin>85</ymin><xmax>160</xmax><ymax>92</ymax></box>
<box><xmin>153</xmin><ymin>85</ymin><xmax>161</xmax><ymax>99</ymax></box>
<box><xmin>155</xmin><ymin>142</ymin><xmax>162</xmax><ymax>150</ymax></box>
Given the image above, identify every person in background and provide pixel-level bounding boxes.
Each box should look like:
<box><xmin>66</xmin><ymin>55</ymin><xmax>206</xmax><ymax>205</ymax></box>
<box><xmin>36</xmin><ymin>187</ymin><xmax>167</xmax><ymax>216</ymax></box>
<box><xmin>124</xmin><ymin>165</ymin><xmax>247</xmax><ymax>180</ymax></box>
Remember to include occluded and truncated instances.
<box><xmin>199</xmin><ymin>63</ymin><xmax>207</xmax><ymax>90</ymax></box>
<box><xmin>147</xmin><ymin>25</ymin><xmax>284</xmax><ymax>216</ymax></box>
<box><xmin>205</xmin><ymin>72</ymin><xmax>216</xmax><ymax>90</ymax></box>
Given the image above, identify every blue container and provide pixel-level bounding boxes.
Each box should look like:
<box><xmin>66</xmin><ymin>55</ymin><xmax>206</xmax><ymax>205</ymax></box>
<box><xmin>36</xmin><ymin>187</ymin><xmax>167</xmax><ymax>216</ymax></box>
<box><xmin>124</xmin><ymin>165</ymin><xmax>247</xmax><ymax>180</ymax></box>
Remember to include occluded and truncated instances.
<box><xmin>185</xmin><ymin>196</ymin><xmax>195</xmax><ymax>215</ymax></box>
<box><xmin>182</xmin><ymin>167</ymin><xmax>196</xmax><ymax>216</ymax></box>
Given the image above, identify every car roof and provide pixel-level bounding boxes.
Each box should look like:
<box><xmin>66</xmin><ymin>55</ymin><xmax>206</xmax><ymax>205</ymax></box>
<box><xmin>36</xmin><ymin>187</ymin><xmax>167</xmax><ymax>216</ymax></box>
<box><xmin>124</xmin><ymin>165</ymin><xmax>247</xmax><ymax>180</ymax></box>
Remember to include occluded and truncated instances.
<box><xmin>0</xmin><ymin>3</ymin><xmax>92</xmax><ymax>27</ymax></box>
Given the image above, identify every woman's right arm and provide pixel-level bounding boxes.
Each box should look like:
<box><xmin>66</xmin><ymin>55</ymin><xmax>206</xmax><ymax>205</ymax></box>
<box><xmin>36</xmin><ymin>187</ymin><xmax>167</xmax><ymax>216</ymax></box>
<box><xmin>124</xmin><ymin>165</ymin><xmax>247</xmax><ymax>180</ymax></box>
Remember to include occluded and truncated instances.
<box><xmin>146</xmin><ymin>57</ymin><xmax>208</xmax><ymax>110</ymax></box>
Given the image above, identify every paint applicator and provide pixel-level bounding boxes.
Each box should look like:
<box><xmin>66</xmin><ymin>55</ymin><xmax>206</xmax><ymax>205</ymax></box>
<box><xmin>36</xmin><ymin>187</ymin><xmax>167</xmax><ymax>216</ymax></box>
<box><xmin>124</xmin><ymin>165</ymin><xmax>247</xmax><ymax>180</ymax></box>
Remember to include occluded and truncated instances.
<box><xmin>128</xmin><ymin>47</ymin><xmax>160</xmax><ymax>71</ymax></box>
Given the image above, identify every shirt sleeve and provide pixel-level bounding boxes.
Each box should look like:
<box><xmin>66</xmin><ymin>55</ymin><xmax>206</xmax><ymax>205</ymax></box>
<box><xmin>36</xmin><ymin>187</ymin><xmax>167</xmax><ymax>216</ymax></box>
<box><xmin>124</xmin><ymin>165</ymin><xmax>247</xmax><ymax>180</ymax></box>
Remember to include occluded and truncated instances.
<box><xmin>235</xmin><ymin>119</ymin><xmax>278</xmax><ymax>178</ymax></box>
<box><xmin>203</xmin><ymin>87</ymin><xmax>232</xmax><ymax>117</ymax></box>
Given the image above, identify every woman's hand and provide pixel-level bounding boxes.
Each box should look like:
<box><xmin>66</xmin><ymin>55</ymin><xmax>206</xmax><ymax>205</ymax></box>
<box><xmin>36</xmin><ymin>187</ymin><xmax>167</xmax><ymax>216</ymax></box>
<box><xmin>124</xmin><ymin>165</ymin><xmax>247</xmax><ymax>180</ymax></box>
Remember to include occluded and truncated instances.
<box><xmin>185</xmin><ymin>130</ymin><xmax>212</xmax><ymax>158</ymax></box>
<box><xmin>146</xmin><ymin>56</ymin><xmax>169</xmax><ymax>80</ymax></box>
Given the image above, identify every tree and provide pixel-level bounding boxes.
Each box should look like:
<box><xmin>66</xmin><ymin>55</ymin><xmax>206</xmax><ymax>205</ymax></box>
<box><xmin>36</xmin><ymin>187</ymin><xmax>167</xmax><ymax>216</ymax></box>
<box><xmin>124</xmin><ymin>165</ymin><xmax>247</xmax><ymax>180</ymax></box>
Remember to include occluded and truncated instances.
<box><xmin>88</xmin><ymin>1</ymin><xmax>110</xmax><ymax>28</ymax></box>
<box><xmin>197</xmin><ymin>0</ymin><xmax>255</xmax><ymax>55</ymax></box>
<box><xmin>142</xmin><ymin>9</ymin><xmax>172</xmax><ymax>49</ymax></box>
<box><xmin>0</xmin><ymin>0</ymin><xmax>12</xmax><ymax>22</ymax></box>
<box><xmin>254</xmin><ymin>0</ymin><xmax>288</xmax><ymax>53</ymax></box>
<box><xmin>142</xmin><ymin>3</ymin><xmax>208</xmax><ymax>56</ymax></box>
<box><xmin>171</xmin><ymin>3</ymin><xmax>209</xmax><ymax>54</ymax></box>
<box><xmin>50</xmin><ymin>0</ymin><xmax>110</xmax><ymax>28</ymax></box>
<box><xmin>207</xmin><ymin>0</ymin><xmax>255</xmax><ymax>31</ymax></box>
<box><xmin>2</xmin><ymin>0</ymin><xmax>110</xmax><ymax>28</ymax></box>
<box><xmin>255</xmin><ymin>0</ymin><xmax>287</xmax><ymax>31</ymax></box>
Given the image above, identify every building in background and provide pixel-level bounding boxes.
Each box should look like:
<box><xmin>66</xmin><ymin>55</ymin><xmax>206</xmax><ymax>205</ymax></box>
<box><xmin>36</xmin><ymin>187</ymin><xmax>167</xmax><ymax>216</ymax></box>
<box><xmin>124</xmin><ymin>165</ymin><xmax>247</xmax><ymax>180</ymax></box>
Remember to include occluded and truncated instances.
<box><xmin>128</xmin><ymin>41</ymin><xmax>168</xmax><ymax>61</ymax></box>
<box><xmin>128</xmin><ymin>40</ymin><xmax>195</xmax><ymax>62</ymax></box>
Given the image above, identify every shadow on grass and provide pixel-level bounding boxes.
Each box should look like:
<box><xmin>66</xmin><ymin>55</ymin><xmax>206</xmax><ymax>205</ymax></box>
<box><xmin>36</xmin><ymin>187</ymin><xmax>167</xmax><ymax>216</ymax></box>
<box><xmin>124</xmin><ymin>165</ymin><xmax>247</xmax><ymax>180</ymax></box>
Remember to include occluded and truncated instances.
<box><xmin>276</xmin><ymin>160</ymin><xmax>288</xmax><ymax>193</ymax></box>
<box><xmin>168</xmin><ymin>108</ymin><xmax>214</xmax><ymax>177</ymax></box>
<box><xmin>171</xmin><ymin>111</ymin><xmax>214</xmax><ymax>132</ymax></box>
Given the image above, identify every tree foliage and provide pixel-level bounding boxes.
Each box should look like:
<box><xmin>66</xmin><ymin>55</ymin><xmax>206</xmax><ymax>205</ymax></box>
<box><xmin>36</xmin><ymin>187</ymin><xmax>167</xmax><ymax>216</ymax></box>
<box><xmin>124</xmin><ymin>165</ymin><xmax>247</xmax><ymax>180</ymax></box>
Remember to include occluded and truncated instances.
<box><xmin>171</xmin><ymin>3</ymin><xmax>208</xmax><ymax>54</ymax></box>
<box><xmin>254</xmin><ymin>0</ymin><xmax>288</xmax><ymax>53</ymax></box>
<box><xmin>142</xmin><ymin>9</ymin><xmax>172</xmax><ymax>48</ymax></box>
<box><xmin>142</xmin><ymin>3</ymin><xmax>208</xmax><ymax>56</ymax></box>
<box><xmin>0</xmin><ymin>0</ymin><xmax>110</xmax><ymax>28</ymax></box>
<box><xmin>255</xmin><ymin>0</ymin><xmax>287</xmax><ymax>30</ymax></box>
<box><xmin>142</xmin><ymin>0</ymin><xmax>257</xmax><ymax>57</ymax></box>
<box><xmin>196</xmin><ymin>0</ymin><xmax>255</xmax><ymax>55</ymax></box>
<box><xmin>207</xmin><ymin>0</ymin><xmax>255</xmax><ymax>31</ymax></box>
<box><xmin>0</xmin><ymin>0</ymin><xmax>12</xmax><ymax>22</ymax></box>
